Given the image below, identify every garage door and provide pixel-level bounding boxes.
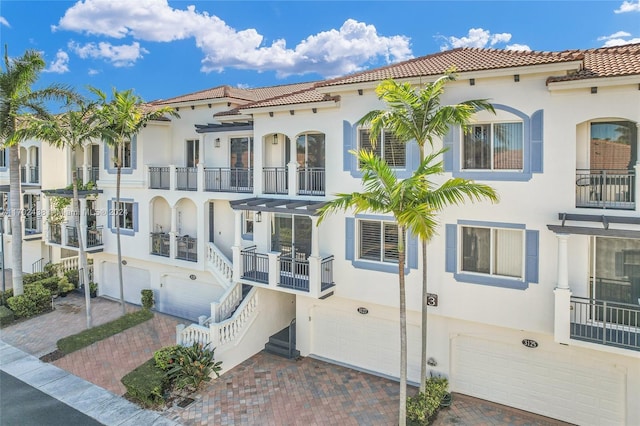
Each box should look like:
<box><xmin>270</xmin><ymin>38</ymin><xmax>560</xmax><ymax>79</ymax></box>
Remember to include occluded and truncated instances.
<box><xmin>101</xmin><ymin>263</ymin><xmax>150</xmax><ymax>305</ymax></box>
<box><xmin>156</xmin><ymin>277</ymin><xmax>224</xmax><ymax>322</ymax></box>
<box><xmin>311</xmin><ymin>305</ymin><xmax>420</xmax><ymax>380</ymax></box>
<box><xmin>451</xmin><ymin>336</ymin><xmax>625</xmax><ymax>426</ymax></box>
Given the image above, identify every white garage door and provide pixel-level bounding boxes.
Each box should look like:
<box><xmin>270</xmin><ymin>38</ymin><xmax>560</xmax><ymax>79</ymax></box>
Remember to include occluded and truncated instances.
<box><xmin>156</xmin><ymin>277</ymin><xmax>224</xmax><ymax>322</ymax></box>
<box><xmin>101</xmin><ymin>263</ymin><xmax>150</xmax><ymax>305</ymax></box>
<box><xmin>451</xmin><ymin>336</ymin><xmax>625</xmax><ymax>426</ymax></box>
<box><xmin>311</xmin><ymin>305</ymin><xmax>420</xmax><ymax>380</ymax></box>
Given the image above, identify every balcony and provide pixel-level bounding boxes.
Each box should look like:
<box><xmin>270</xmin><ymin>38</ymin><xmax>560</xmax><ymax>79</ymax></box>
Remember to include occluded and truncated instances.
<box><xmin>204</xmin><ymin>168</ymin><xmax>253</xmax><ymax>193</ymax></box>
<box><xmin>20</xmin><ymin>166</ymin><xmax>26</xmax><ymax>183</ymax></box>
<box><xmin>576</xmin><ymin>169</ymin><xmax>635</xmax><ymax>210</ymax></box>
<box><xmin>77</xmin><ymin>166</ymin><xmax>99</xmax><ymax>185</ymax></box>
<box><xmin>263</xmin><ymin>167</ymin><xmax>288</xmax><ymax>194</ymax></box>
<box><xmin>29</xmin><ymin>166</ymin><xmax>39</xmax><ymax>184</ymax></box>
<box><xmin>150</xmin><ymin>232</ymin><xmax>170</xmax><ymax>257</ymax></box>
<box><xmin>297</xmin><ymin>167</ymin><xmax>325</xmax><ymax>196</ymax></box>
<box><xmin>24</xmin><ymin>215</ymin><xmax>42</xmax><ymax>236</ymax></box>
<box><xmin>570</xmin><ymin>296</ymin><xmax>639</xmax><ymax>352</ymax></box>
<box><xmin>49</xmin><ymin>223</ymin><xmax>62</xmax><ymax>244</ymax></box>
<box><xmin>239</xmin><ymin>245</ymin><xmax>334</xmax><ymax>298</ymax></box>
<box><xmin>176</xmin><ymin>167</ymin><xmax>198</xmax><ymax>191</ymax></box>
<box><xmin>176</xmin><ymin>235</ymin><xmax>197</xmax><ymax>262</ymax></box>
<box><xmin>86</xmin><ymin>226</ymin><xmax>104</xmax><ymax>248</ymax></box>
<box><xmin>149</xmin><ymin>167</ymin><xmax>170</xmax><ymax>189</ymax></box>
<box><xmin>66</xmin><ymin>225</ymin><xmax>79</xmax><ymax>247</ymax></box>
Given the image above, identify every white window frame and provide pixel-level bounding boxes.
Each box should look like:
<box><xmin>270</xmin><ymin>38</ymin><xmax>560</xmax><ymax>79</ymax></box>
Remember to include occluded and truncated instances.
<box><xmin>358</xmin><ymin>128</ymin><xmax>406</xmax><ymax>169</ymax></box>
<box><xmin>462</xmin><ymin>121</ymin><xmax>524</xmax><ymax>171</ymax></box>
<box><xmin>460</xmin><ymin>225</ymin><xmax>525</xmax><ymax>280</ymax></box>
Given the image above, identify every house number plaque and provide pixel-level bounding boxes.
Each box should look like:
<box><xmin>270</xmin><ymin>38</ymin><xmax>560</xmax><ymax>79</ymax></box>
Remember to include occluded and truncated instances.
<box><xmin>522</xmin><ymin>339</ymin><xmax>538</xmax><ymax>348</ymax></box>
<box><xmin>426</xmin><ymin>293</ymin><xmax>438</xmax><ymax>307</ymax></box>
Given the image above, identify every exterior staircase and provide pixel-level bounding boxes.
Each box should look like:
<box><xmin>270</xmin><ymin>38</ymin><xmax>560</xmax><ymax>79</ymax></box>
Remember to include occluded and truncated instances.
<box><xmin>264</xmin><ymin>319</ymin><xmax>299</xmax><ymax>359</ymax></box>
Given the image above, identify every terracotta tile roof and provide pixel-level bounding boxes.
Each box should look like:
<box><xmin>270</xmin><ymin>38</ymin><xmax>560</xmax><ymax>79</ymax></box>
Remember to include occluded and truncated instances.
<box><xmin>547</xmin><ymin>44</ymin><xmax>640</xmax><ymax>83</ymax></box>
<box><xmin>151</xmin><ymin>82</ymin><xmax>316</xmax><ymax>106</ymax></box>
<box><xmin>318</xmin><ymin>47</ymin><xmax>585</xmax><ymax>87</ymax></box>
<box><xmin>241</xmin><ymin>87</ymin><xmax>339</xmax><ymax>110</ymax></box>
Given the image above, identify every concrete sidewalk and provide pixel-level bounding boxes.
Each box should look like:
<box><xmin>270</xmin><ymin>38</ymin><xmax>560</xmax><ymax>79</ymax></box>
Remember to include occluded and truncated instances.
<box><xmin>0</xmin><ymin>340</ymin><xmax>179</xmax><ymax>426</ymax></box>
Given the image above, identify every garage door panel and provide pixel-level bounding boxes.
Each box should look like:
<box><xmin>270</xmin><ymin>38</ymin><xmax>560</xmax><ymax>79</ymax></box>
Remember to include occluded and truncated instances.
<box><xmin>157</xmin><ymin>277</ymin><xmax>224</xmax><ymax>322</ymax></box>
<box><xmin>101</xmin><ymin>263</ymin><xmax>150</xmax><ymax>304</ymax></box>
<box><xmin>452</xmin><ymin>336</ymin><xmax>625</xmax><ymax>426</ymax></box>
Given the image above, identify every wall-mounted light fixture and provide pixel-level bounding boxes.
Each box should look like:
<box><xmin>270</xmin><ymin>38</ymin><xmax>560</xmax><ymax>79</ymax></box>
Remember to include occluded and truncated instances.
<box><xmin>215</xmin><ymin>138</ymin><xmax>221</xmax><ymax>148</ymax></box>
<box><xmin>469</xmin><ymin>78</ymin><xmax>475</xmax><ymax>86</ymax></box>
<box><xmin>255</xmin><ymin>211</ymin><xmax>262</xmax><ymax>223</ymax></box>
<box><xmin>514</xmin><ymin>74</ymin><xmax>520</xmax><ymax>82</ymax></box>
<box><xmin>312</xmin><ymin>108</ymin><xmax>317</xmax><ymax>114</ymax></box>
<box><xmin>272</xmin><ymin>134</ymin><xmax>278</xmax><ymax>145</ymax></box>
<box><xmin>591</xmin><ymin>87</ymin><xmax>598</xmax><ymax>94</ymax></box>
<box><xmin>357</xmin><ymin>89</ymin><xmax>363</xmax><ymax>96</ymax></box>
<box><xmin>289</xmin><ymin>110</ymin><xmax>295</xmax><ymax>115</ymax></box>
<box><xmin>208</xmin><ymin>103</ymin><xmax>212</xmax><ymax>108</ymax></box>
<box><xmin>191</xmin><ymin>105</ymin><xmax>195</xmax><ymax>110</ymax></box>
<box><xmin>269</xmin><ymin>111</ymin><xmax>274</xmax><ymax>117</ymax></box>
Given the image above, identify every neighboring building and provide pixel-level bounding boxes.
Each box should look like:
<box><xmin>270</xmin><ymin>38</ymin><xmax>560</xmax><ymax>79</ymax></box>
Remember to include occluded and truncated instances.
<box><xmin>28</xmin><ymin>44</ymin><xmax>640</xmax><ymax>425</ymax></box>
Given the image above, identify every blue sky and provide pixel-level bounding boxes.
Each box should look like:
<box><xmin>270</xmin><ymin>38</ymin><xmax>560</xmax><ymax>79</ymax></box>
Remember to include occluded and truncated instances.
<box><xmin>1</xmin><ymin>1</ymin><xmax>639</xmax><ymax>102</ymax></box>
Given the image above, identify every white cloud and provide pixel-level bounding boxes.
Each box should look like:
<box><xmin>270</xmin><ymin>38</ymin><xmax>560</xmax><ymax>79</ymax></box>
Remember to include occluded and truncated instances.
<box><xmin>614</xmin><ymin>0</ymin><xmax>640</xmax><ymax>13</ymax></box>
<box><xmin>54</xmin><ymin>0</ymin><xmax>412</xmax><ymax>78</ymax></box>
<box><xmin>602</xmin><ymin>37</ymin><xmax>640</xmax><ymax>47</ymax></box>
<box><xmin>0</xmin><ymin>16</ymin><xmax>10</xmax><ymax>27</ymax></box>
<box><xmin>439</xmin><ymin>28</ymin><xmax>517</xmax><ymax>50</ymax></box>
<box><xmin>598</xmin><ymin>31</ymin><xmax>632</xmax><ymax>40</ymax></box>
<box><xmin>68</xmin><ymin>41</ymin><xmax>148</xmax><ymax>67</ymax></box>
<box><xmin>506</xmin><ymin>44</ymin><xmax>531</xmax><ymax>51</ymax></box>
<box><xmin>43</xmin><ymin>50</ymin><xmax>70</xmax><ymax>73</ymax></box>
<box><xmin>598</xmin><ymin>30</ymin><xmax>640</xmax><ymax>46</ymax></box>
<box><xmin>88</xmin><ymin>68</ymin><xmax>100</xmax><ymax>75</ymax></box>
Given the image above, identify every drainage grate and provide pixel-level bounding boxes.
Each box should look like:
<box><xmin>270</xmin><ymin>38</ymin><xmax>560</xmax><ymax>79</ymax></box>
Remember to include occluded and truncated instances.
<box><xmin>177</xmin><ymin>397</ymin><xmax>195</xmax><ymax>408</ymax></box>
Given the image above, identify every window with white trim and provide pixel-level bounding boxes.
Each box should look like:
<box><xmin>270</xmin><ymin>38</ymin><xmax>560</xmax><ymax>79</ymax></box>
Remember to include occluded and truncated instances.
<box><xmin>114</xmin><ymin>201</ymin><xmax>134</xmax><ymax>230</ymax></box>
<box><xmin>359</xmin><ymin>129</ymin><xmax>406</xmax><ymax>168</ymax></box>
<box><xmin>358</xmin><ymin>219</ymin><xmax>400</xmax><ymax>263</ymax></box>
<box><xmin>463</xmin><ymin>122</ymin><xmax>523</xmax><ymax>170</ymax></box>
<box><xmin>461</xmin><ymin>226</ymin><xmax>523</xmax><ymax>279</ymax></box>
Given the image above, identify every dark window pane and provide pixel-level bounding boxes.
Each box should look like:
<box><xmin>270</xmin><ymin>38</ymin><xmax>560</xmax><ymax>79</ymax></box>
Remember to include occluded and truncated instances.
<box><xmin>462</xmin><ymin>227</ymin><xmax>490</xmax><ymax>273</ymax></box>
<box><xmin>463</xmin><ymin>125</ymin><xmax>491</xmax><ymax>169</ymax></box>
<box><xmin>360</xmin><ymin>220</ymin><xmax>382</xmax><ymax>261</ymax></box>
<box><xmin>383</xmin><ymin>223</ymin><xmax>399</xmax><ymax>263</ymax></box>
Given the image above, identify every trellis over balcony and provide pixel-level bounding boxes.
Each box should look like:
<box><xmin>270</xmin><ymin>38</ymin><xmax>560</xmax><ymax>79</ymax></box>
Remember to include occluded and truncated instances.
<box><xmin>239</xmin><ymin>246</ymin><xmax>334</xmax><ymax>298</ymax></box>
<box><xmin>576</xmin><ymin>169</ymin><xmax>636</xmax><ymax>210</ymax></box>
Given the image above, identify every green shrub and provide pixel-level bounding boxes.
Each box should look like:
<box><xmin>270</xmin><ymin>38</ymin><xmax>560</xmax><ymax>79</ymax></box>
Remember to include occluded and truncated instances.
<box><xmin>44</xmin><ymin>262</ymin><xmax>60</xmax><ymax>277</ymax></box>
<box><xmin>33</xmin><ymin>276</ymin><xmax>62</xmax><ymax>295</ymax></box>
<box><xmin>167</xmin><ymin>342</ymin><xmax>222</xmax><ymax>391</ymax></box>
<box><xmin>121</xmin><ymin>359</ymin><xmax>167</xmax><ymax>408</ymax></box>
<box><xmin>23</xmin><ymin>271</ymin><xmax>52</xmax><ymax>285</ymax></box>
<box><xmin>141</xmin><ymin>289</ymin><xmax>154</xmax><ymax>310</ymax></box>
<box><xmin>0</xmin><ymin>289</ymin><xmax>13</xmax><ymax>305</ymax></box>
<box><xmin>153</xmin><ymin>345</ymin><xmax>181</xmax><ymax>371</ymax></box>
<box><xmin>64</xmin><ymin>269</ymin><xmax>80</xmax><ymax>287</ymax></box>
<box><xmin>57</xmin><ymin>309</ymin><xmax>153</xmax><ymax>354</ymax></box>
<box><xmin>407</xmin><ymin>377</ymin><xmax>449</xmax><ymax>426</ymax></box>
<box><xmin>57</xmin><ymin>277</ymin><xmax>75</xmax><ymax>294</ymax></box>
<box><xmin>6</xmin><ymin>284</ymin><xmax>51</xmax><ymax>318</ymax></box>
<box><xmin>0</xmin><ymin>305</ymin><xmax>15</xmax><ymax>326</ymax></box>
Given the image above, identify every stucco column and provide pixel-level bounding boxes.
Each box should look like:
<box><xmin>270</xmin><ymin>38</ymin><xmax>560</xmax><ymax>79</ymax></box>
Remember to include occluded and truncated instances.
<box><xmin>42</xmin><ymin>195</ymin><xmax>50</xmax><ymax>241</ymax></box>
<box><xmin>83</xmin><ymin>145</ymin><xmax>90</xmax><ymax>183</ymax></box>
<box><xmin>556</xmin><ymin>233</ymin><xmax>570</xmax><ymax>290</ymax></box>
<box><xmin>635</xmin><ymin>163</ymin><xmax>639</xmax><ymax>212</ymax></box>
<box><xmin>310</xmin><ymin>216</ymin><xmax>320</xmax><ymax>258</ymax></box>
<box><xmin>231</xmin><ymin>210</ymin><xmax>243</xmax><ymax>282</ymax></box>
<box><xmin>169</xmin><ymin>205</ymin><xmax>177</xmax><ymax>259</ymax></box>
<box><xmin>554</xmin><ymin>233</ymin><xmax>571</xmax><ymax>344</ymax></box>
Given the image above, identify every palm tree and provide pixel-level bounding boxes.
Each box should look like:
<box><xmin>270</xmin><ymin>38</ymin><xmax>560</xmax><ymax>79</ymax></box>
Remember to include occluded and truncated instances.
<box><xmin>27</xmin><ymin>98</ymin><xmax>107</xmax><ymax>327</ymax></box>
<box><xmin>318</xmin><ymin>149</ymin><xmax>497</xmax><ymax>424</ymax></box>
<box><xmin>0</xmin><ymin>46</ymin><xmax>75</xmax><ymax>295</ymax></box>
<box><xmin>359</xmin><ymin>72</ymin><xmax>496</xmax><ymax>392</ymax></box>
<box><xmin>92</xmin><ymin>88</ymin><xmax>178</xmax><ymax>315</ymax></box>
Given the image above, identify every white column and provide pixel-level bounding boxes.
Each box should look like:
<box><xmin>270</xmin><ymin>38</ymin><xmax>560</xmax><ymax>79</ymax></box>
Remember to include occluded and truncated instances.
<box><xmin>169</xmin><ymin>164</ymin><xmax>176</xmax><ymax>191</ymax></box>
<box><xmin>79</xmin><ymin>198</ymin><xmax>87</xmax><ymax>248</ymax></box>
<box><xmin>197</xmin><ymin>163</ymin><xmax>204</xmax><ymax>192</ymax></box>
<box><xmin>83</xmin><ymin>146</ymin><xmax>90</xmax><ymax>183</ymax></box>
<box><xmin>26</xmin><ymin>148</ymin><xmax>32</xmax><ymax>183</ymax></box>
<box><xmin>169</xmin><ymin>206</ymin><xmax>177</xmax><ymax>259</ymax></box>
<box><xmin>635</xmin><ymin>163</ymin><xmax>639</xmax><ymax>212</ymax></box>
<box><xmin>556</xmin><ymin>233</ymin><xmax>570</xmax><ymax>290</ymax></box>
<box><xmin>42</xmin><ymin>195</ymin><xmax>50</xmax><ymax>241</ymax></box>
<box><xmin>554</xmin><ymin>233</ymin><xmax>571</xmax><ymax>344</ymax></box>
<box><xmin>267</xmin><ymin>252</ymin><xmax>279</xmax><ymax>288</ymax></box>
<box><xmin>231</xmin><ymin>210</ymin><xmax>243</xmax><ymax>282</ymax></box>
<box><xmin>310</xmin><ymin>216</ymin><xmax>320</xmax><ymax>257</ymax></box>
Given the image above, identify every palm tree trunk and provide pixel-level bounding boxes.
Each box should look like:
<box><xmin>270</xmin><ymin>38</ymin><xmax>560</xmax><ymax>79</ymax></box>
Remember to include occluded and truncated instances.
<box><xmin>420</xmin><ymin>238</ymin><xmax>428</xmax><ymax>392</ymax></box>
<box><xmin>9</xmin><ymin>145</ymin><xmax>23</xmax><ymax>295</ymax></box>
<box><xmin>116</xmin><ymin>145</ymin><xmax>125</xmax><ymax>316</ymax></box>
<box><xmin>398</xmin><ymin>226</ymin><xmax>407</xmax><ymax>425</ymax></box>
<box><xmin>73</xmin><ymin>167</ymin><xmax>92</xmax><ymax>328</ymax></box>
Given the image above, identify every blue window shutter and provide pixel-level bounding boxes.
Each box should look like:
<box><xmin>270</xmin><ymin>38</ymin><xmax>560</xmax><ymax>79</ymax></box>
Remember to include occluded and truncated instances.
<box><xmin>407</xmin><ymin>231</ymin><xmax>418</xmax><ymax>269</ymax></box>
<box><xmin>345</xmin><ymin>218</ymin><xmax>355</xmax><ymax>261</ymax></box>
<box><xmin>133</xmin><ymin>202</ymin><xmax>139</xmax><ymax>232</ymax></box>
<box><xmin>443</xmin><ymin>126</ymin><xmax>456</xmax><ymax>172</ymax></box>
<box><xmin>525</xmin><ymin>230</ymin><xmax>539</xmax><ymax>283</ymax></box>
<box><xmin>530</xmin><ymin>110</ymin><xmax>543</xmax><ymax>173</ymax></box>
<box><xmin>107</xmin><ymin>199</ymin><xmax>112</xmax><ymax>229</ymax></box>
<box><xmin>445</xmin><ymin>224</ymin><xmax>456</xmax><ymax>273</ymax></box>
<box><xmin>131</xmin><ymin>135</ymin><xmax>138</xmax><ymax>170</ymax></box>
<box><xmin>343</xmin><ymin>121</ymin><xmax>353</xmax><ymax>172</ymax></box>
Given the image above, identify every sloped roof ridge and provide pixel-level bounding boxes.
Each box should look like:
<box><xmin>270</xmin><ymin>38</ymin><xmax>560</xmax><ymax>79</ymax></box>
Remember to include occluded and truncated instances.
<box><xmin>238</xmin><ymin>84</ymin><xmax>333</xmax><ymax>110</ymax></box>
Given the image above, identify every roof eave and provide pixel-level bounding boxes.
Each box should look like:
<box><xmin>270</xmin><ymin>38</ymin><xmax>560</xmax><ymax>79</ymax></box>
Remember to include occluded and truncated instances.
<box><xmin>239</xmin><ymin>99</ymin><xmax>340</xmax><ymax>115</ymax></box>
<box><xmin>547</xmin><ymin>74</ymin><xmax>640</xmax><ymax>91</ymax></box>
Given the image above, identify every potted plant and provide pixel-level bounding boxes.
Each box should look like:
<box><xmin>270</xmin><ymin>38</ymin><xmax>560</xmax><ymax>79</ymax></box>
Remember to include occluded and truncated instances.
<box><xmin>89</xmin><ymin>282</ymin><xmax>98</xmax><ymax>298</ymax></box>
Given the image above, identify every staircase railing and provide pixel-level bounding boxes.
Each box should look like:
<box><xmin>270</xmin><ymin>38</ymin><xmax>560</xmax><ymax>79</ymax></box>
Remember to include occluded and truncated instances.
<box><xmin>59</xmin><ymin>256</ymin><xmax>79</xmax><ymax>272</ymax></box>
<box><xmin>32</xmin><ymin>258</ymin><xmax>45</xmax><ymax>273</ymax></box>
<box><xmin>206</xmin><ymin>242</ymin><xmax>234</xmax><ymax>287</ymax></box>
<box><xmin>211</xmin><ymin>288</ymin><xmax>259</xmax><ymax>348</ymax></box>
<box><xmin>178</xmin><ymin>324</ymin><xmax>211</xmax><ymax>346</ymax></box>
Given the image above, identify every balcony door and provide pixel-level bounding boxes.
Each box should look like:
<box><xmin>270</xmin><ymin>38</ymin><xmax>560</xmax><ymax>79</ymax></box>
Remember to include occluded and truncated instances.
<box><xmin>296</xmin><ymin>133</ymin><xmax>325</xmax><ymax>194</ymax></box>
<box><xmin>590</xmin><ymin>236</ymin><xmax>640</xmax><ymax>326</ymax></box>
<box><xmin>230</xmin><ymin>137</ymin><xmax>253</xmax><ymax>190</ymax></box>
<box><xmin>186</xmin><ymin>139</ymin><xmax>199</xmax><ymax>167</ymax></box>
<box><xmin>272</xmin><ymin>214</ymin><xmax>312</xmax><ymax>288</ymax></box>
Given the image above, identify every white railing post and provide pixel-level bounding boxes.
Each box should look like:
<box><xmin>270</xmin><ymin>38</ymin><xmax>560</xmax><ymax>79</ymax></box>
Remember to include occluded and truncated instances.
<box><xmin>268</xmin><ymin>252</ymin><xmax>279</xmax><ymax>288</ymax></box>
<box><xmin>635</xmin><ymin>163</ymin><xmax>639</xmax><ymax>212</ymax></box>
<box><xmin>554</xmin><ymin>233</ymin><xmax>571</xmax><ymax>344</ymax></box>
<box><xmin>210</xmin><ymin>301</ymin><xmax>219</xmax><ymax>322</ymax></box>
<box><xmin>308</xmin><ymin>256</ymin><xmax>321</xmax><ymax>298</ymax></box>
<box><xmin>169</xmin><ymin>164</ymin><xmax>176</xmax><ymax>191</ymax></box>
<box><xmin>197</xmin><ymin>163</ymin><xmax>204</xmax><ymax>192</ymax></box>
<box><xmin>176</xmin><ymin>324</ymin><xmax>185</xmax><ymax>345</ymax></box>
<box><xmin>288</xmin><ymin>161</ymin><xmax>298</xmax><ymax>197</ymax></box>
